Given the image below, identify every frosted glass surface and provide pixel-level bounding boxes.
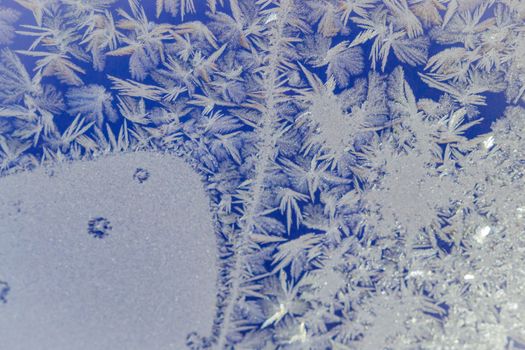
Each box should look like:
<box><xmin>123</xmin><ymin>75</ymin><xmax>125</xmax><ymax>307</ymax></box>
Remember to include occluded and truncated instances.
<box><xmin>0</xmin><ymin>152</ymin><xmax>216</xmax><ymax>350</ymax></box>
<box><xmin>1</xmin><ymin>0</ymin><xmax>525</xmax><ymax>348</ymax></box>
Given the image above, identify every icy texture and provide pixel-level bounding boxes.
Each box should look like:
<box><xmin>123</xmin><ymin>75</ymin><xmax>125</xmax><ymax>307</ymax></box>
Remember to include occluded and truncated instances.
<box><xmin>0</xmin><ymin>152</ymin><xmax>217</xmax><ymax>349</ymax></box>
<box><xmin>0</xmin><ymin>0</ymin><xmax>525</xmax><ymax>349</ymax></box>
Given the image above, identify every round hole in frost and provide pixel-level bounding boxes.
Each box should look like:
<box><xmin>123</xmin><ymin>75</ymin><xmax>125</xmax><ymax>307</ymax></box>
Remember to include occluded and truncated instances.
<box><xmin>133</xmin><ymin>168</ymin><xmax>150</xmax><ymax>184</ymax></box>
<box><xmin>87</xmin><ymin>217</ymin><xmax>112</xmax><ymax>239</ymax></box>
<box><xmin>0</xmin><ymin>152</ymin><xmax>218</xmax><ymax>350</ymax></box>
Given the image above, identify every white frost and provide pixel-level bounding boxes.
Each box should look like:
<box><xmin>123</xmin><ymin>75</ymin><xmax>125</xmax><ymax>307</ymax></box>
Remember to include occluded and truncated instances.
<box><xmin>0</xmin><ymin>152</ymin><xmax>217</xmax><ymax>350</ymax></box>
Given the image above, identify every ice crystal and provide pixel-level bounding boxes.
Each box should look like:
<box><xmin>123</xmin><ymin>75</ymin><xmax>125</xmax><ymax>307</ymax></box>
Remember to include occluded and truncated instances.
<box><xmin>0</xmin><ymin>6</ymin><xmax>19</xmax><ymax>45</ymax></box>
<box><xmin>66</xmin><ymin>85</ymin><xmax>117</xmax><ymax>126</ymax></box>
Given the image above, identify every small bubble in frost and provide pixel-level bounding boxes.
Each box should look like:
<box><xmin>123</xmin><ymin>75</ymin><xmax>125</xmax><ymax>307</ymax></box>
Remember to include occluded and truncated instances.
<box><xmin>133</xmin><ymin>168</ymin><xmax>150</xmax><ymax>184</ymax></box>
<box><xmin>0</xmin><ymin>281</ymin><xmax>10</xmax><ymax>304</ymax></box>
<box><xmin>186</xmin><ymin>331</ymin><xmax>212</xmax><ymax>350</ymax></box>
<box><xmin>88</xmin><ymin>217</ymin><xmax>112</xmax><ymax>239</ymax></box>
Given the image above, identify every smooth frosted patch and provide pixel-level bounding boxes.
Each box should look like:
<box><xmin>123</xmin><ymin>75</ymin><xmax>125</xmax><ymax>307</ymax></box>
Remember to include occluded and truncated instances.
<box><xmin>0</xmin><ymin>152</ymin><xmax>217</xmax><ymax>350</ymax></box>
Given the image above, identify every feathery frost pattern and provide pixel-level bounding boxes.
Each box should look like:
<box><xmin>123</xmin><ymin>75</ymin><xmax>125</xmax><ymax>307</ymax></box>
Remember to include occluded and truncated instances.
<box><xmin>0</xmin><ymin>0</ymin><xmax>525</xmax><ymax>349</ymax></box>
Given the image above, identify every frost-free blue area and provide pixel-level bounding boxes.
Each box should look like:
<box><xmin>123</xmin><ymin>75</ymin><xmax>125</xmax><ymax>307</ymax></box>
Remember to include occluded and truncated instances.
<box><xmin>6</xmin><ymin>1</ymin><xmax>508</xmax><ymax>138</ymax></box>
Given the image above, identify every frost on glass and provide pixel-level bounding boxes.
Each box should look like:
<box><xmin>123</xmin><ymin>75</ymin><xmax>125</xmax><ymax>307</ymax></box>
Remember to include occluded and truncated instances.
<box><xmin>0</xmin><ymin>152</ymin><xmax>217</xmax><ymax>349</ymax></box>
<box><xmin>0</xmin><ymin>0</ymin><xmax>524</xmax><ymax>349</ymax></box>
